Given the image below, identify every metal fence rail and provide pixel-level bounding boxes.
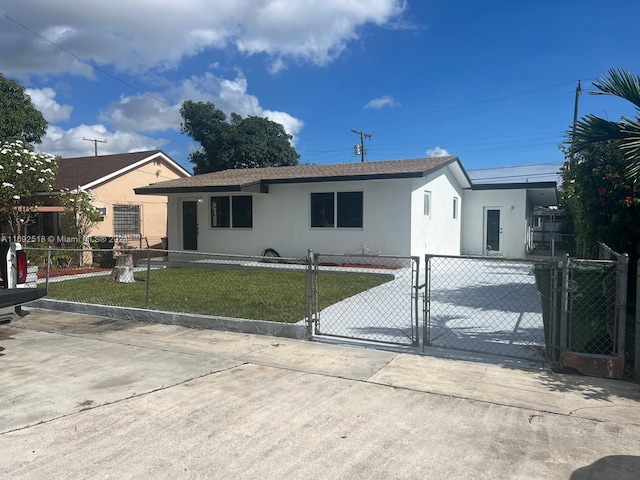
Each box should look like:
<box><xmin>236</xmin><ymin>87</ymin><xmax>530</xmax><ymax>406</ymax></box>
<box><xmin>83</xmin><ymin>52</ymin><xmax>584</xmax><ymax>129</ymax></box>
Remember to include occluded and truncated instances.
<box><xmin>312</xmin><ymin>253</ymin><xmax>419</xmax><ymax>346</ymax></box>
<box><xmin>424</xmin><ymin>255</ymin><xmax>551</xmax><ymax>361</ymax></box>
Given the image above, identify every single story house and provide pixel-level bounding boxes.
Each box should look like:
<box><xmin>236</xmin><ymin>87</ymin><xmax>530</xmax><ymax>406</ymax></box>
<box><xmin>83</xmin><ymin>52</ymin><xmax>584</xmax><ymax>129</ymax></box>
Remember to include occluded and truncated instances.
<box><xmin>134</xmin><ymin>156</ymin><xmax>557</xmax><ymax>258</ymax></box>
<box><xmin>29</xmin><ymin>150</ymin><xmax>190</xmax><ymax>248</ymax></box>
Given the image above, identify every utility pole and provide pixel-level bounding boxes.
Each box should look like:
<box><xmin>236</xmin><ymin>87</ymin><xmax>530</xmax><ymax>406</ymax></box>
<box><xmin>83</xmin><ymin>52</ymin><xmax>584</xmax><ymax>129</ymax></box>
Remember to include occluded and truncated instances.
<box><xmin>83</xmin><ymin>137</ymin><xmax>107</xmax><ymax>157</ymax></box>
<box><xmin>570</xmin><ymin>80</ymin><xmax>582</xmax><ymax>162</ymax></box>
<box><xmin>351</xmin><ymin>128</ymin><xmax>372</xmax><ymax>163</ymax></box>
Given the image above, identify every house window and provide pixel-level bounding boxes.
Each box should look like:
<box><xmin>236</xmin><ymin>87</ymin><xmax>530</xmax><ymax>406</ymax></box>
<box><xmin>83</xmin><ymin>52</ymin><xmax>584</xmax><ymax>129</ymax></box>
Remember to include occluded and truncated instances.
<box><xmin>424</xmin><ymin>191</ymin><xmax>431</xmax><ymax>217</ymax></box>
<box><xmin>113</xmin><ymin>205</ymin><xmax>140</xmax><ymax>236</ymax></box>
<box><xmin>311</xmin><ymin>192</ymin><xmax>363</xmax><ymax>228</ymax></box>
<box><xmin>211</xmin><ymin>196</ymin><xmax>252</xmax><ymax>228</ymax></box>
<box><xmin>337</xmin><ymin>191</ymin><xmax>363</xmax><ymax>228</ymax></box>
<box><xmin>211</xmin><ymin>196</ymin><xmax>230</xmax><ymax>228</ymax></box>
<box><xmin>310</xmin><ymin>192</ymin><xmax>335</xmax><ymax>227</ymax></box>
<box><xmin>453</xmin><ymin>197</ymin><xmax>459</xmax><ymax>219</ymax></box>
<box><xmin>232</xmin><ymin>196</ymin><xmax>253</xmax><ymax>228</ymax></box>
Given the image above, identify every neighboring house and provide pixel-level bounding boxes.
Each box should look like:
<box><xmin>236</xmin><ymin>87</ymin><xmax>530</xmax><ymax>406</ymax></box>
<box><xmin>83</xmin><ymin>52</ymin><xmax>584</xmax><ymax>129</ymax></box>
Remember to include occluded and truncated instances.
<box><xmin>29</xmin><ymin>150</ymin><xmax>191</xmax><ymax>248</ymax></box>
<box><xmin>134</xmin><ymin>157</ymin><xmax>557</xmax><ymax>258</ymax></box>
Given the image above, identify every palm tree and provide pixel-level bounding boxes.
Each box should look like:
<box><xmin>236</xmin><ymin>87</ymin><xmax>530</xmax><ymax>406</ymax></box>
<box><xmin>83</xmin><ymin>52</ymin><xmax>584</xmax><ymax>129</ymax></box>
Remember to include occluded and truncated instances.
<box><xmin>569</xmin><ymin>68</ymin><xmax>640</xmax><ymax>178</ymax></box>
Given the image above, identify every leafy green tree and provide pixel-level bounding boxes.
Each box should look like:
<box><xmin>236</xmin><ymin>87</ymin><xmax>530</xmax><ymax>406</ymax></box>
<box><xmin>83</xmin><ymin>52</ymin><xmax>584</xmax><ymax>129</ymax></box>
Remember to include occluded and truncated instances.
<box><xmin>560</xmin><ymin>141</ymin><xmax>640</xmax><ymax>258</ymax></box>
<box><xmin>59</xmin><ymin>187</ymin><xmax>103</xmax><ymax>266</ymax></box>
<box><xmin>0</xmin><ymin>140</ymin><xmax>57</xmax><ymax>236</ymax></box>
<box><xmin>0</xmin><ymin>73</ymin><xmax>48</xmax><ymax>145</ymax></box>
<box><xmin>569</xmin><ymin>68</ymin><xmax>640</xmax><ymax>178</ymax></box>
<box><xmin>180</xmin><ymin>100</ymin><xmax>299</xmax><ymax>174</ymax></box>
<box><xmin>59</xmin><ymin>187</ymin><xmax>102</xmax><ymax>241</ymax></box>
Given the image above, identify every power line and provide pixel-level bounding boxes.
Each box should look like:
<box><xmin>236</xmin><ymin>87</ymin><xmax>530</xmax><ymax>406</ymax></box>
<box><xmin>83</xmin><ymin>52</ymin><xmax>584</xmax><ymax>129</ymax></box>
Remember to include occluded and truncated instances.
<box><xmin>1</xmin><ymin>12</ymin><xmax>177</xmax><ymax>111</ymax></box>
<box><xmin>301</xmin><ymin>83</ymin><xmax>584</xmax><ymax>137</ymax></box>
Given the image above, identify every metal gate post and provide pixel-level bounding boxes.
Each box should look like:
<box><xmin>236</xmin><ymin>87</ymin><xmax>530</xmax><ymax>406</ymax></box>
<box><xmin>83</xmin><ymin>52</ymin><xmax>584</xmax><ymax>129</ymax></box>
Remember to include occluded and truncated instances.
<box><xmin>423</xmin><ymin>254</ymin><xmax>432</xmax><ymax>350</ymax></box>
<box><xmin>617</xmin><ymin>254</ymin><xmax>629</xmax><ymax>364</ymax></box>
<box><xmin>413</xmin><ymin>256</ymin><xmax>420</xmax><ymax>347</ymax></box>
<box><xmin>306</xmin><ymin>249</ymin><xmax>314</xmax><ymax>338</ymax></box>
<box><xmin>560</xmin><ymin>254</ymin><xmax>570</xmax><ymax>351</ymax></box>
<box><xmin>550</xmin><ymin>260</ymin><xmax>558</xmax><ymax>361</ymax></box>
<box><xmin>636</xmin><ymin>259</ymin><xmax>640</xmax><ymax>381</ymax></box>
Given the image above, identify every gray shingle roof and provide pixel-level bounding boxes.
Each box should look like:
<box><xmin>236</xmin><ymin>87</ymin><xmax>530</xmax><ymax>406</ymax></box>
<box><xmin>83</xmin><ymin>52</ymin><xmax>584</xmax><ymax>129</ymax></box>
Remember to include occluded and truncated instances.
<box><xmin>135</xmin><ymin>156</ymin><xmax>461</xmax><ymax>194</ymax></box>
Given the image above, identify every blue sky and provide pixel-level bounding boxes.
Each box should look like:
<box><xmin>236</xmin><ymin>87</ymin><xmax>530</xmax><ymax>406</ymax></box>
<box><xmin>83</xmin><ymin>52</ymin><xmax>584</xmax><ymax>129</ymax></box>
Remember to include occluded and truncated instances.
<box><xmin>2</xmin><ymin>1</ymin><xmax>639</xmax><ymax>182</ymax></box>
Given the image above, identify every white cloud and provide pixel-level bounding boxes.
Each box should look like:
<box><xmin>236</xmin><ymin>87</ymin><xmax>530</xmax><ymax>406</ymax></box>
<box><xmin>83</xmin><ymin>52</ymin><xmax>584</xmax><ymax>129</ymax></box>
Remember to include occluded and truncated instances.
<box><xmin>39</xmin><ymin>124</ymin><xmax>167</xmax><ymax>158</ymax></box>
<box><xmin>25</xmin><ymin>87</ymin><xmax>73</xmax><ymax>122</ymax></box>
<box><xmin>1</xmin><ymin>1</ymin><xmax>406</xmax><ymax>76</ymax></box>
<box><xmin>99</xmin><ymin>94</ymin><xmax>181</xmax><ymax>133</ymax></box>
<box><xmin>426</xmin><ymin>146</ymin><xmax>451</xmax><ymax>157</ymax></box>
<box><xmin>364</xmin><ymin>95</ymin><xmax>399</xmax><ymax>109</ymax></box>
<box><xmin>97</xmin><ymin>71</ymin><xmax>304</xmax><ymax>142</ymax></box>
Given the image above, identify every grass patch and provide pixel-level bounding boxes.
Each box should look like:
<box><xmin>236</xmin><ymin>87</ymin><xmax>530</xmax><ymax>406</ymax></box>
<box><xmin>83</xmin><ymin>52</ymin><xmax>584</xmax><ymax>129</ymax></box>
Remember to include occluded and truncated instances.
<box><xmin>47</xmin><ymin>267</ymin><xmax>393</xmax><ymax>323</ymax></box>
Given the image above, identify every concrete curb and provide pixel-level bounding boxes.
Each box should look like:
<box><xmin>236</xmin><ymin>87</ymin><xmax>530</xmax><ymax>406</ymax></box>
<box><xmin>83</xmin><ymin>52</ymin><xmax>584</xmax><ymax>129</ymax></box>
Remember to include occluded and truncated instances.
<box><xmin>33</xmin><ymin>299</ymin><xmax>309</xmax><ymax>340</ymax></box>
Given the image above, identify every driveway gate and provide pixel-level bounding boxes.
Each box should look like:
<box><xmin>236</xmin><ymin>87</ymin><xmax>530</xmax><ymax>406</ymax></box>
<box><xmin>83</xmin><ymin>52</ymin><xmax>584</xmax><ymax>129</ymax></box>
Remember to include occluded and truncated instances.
<box><xmin>422</xmin><ymin>253</ymin><xmax>628</xmax><ymax>364</ymax></box>
<box><xmin>423</xmin><ymin>255</ymin><xmax>550</xmax><ymax>361</ymax></box>
<box><xmin>312</xmin><ymin>253</ymin><xmax>420</xmax><ymax>346</ymax></box>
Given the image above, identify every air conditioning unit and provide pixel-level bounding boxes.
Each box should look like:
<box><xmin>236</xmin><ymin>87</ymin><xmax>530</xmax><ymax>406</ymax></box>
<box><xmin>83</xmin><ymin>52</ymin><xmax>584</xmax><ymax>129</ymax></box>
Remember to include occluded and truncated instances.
<box><xmin>95</xmin><ymin>206</ymin><xmax>108</xmax><ymax>217</ymax></box>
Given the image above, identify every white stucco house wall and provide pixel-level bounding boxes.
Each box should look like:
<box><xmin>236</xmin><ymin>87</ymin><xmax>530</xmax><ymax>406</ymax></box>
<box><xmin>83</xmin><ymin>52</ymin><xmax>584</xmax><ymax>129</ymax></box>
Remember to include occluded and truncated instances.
<box><xmin>135</xmin><ymin>157</ymin><xmax>557</xmax><ymax>259</ymax></box>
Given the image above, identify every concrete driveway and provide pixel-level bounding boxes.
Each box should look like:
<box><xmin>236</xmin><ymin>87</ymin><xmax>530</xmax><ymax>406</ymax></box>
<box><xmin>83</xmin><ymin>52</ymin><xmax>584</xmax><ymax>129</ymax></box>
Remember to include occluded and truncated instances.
<box><xmin>1</xmin><ymin>308</ymin><xmax>640</xmax><ymax>479</ymax></box>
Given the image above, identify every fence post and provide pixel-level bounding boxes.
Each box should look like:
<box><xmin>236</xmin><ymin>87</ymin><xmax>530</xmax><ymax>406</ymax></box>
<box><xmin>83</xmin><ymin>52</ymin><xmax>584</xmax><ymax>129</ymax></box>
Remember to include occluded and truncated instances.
<box><xmin>306</xmin><ymin>249</ymin><xmax>313</xmax><ymax>338</ymax></box>
<box><xmin>413</xmin><ymin>256</ymin><xmax>420</xmax><ymax>347</ymax></box>
<box><xmin>46</xmin><ymin>247</ymin><xmax>51</xmax><ymax>290</ymax></box>
<box><xmin>636</xmin><ymin>260</ymin><xmax>640</xmax><ymax>381</ymax></box>
<box><xmin>617</xmin><ymin>254</ymin><xmax>628</xmax><ymax>367</ymax></box>
<box><xmin>423</xmin><ymin>254</ymin><xmax>432</xmax><ymax>349</ymax></box>
<box><xmin>560</xmin><ymin>254</ymin><xmax>570</xmax><ymax>351</ymax></box>
<box><xmin>550</xmin><ymin>260</ymin><xmax>558</xmax><ymax>361</ymax></box>
<box><xmin>145</xmin><ymin>242</ymin><xmax>151</xmax><ymax>309</ymax></box>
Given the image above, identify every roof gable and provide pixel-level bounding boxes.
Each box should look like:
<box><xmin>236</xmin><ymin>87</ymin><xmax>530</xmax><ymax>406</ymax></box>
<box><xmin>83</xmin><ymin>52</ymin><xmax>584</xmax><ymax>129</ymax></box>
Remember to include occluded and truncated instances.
<box><xmin>135</xmin><ymin>156</ymin><xmax>469</xmax><ymax>194</ymax></box>
<box><xmin>54</xmin><ymin>150</ymin><xmax>190</xmax><ymax>190</ymax></box>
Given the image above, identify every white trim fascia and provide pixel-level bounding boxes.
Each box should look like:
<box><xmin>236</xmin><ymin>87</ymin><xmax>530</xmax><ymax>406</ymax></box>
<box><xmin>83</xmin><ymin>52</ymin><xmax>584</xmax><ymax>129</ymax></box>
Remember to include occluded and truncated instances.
<box><xmin>82</xmin><ymin>152</ymin><xmax>191</xmax><ymax>190</ymax></box>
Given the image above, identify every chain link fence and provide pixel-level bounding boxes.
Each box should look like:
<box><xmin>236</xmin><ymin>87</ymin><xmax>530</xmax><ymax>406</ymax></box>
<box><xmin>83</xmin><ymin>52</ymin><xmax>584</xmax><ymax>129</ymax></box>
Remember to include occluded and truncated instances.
<box><xmin>424</xmin><ymin>252</ymin><xmax>628</xmax><ymax>364</ymax></box>
<box><xmin>28</xmin><ymin>247</ymin><xmax>312</xmax><ymax>324</ymax></box>
<box><xmin>425</xmin><ymin>255</ymin><xmax>549</xmax><ymax>360</ymax></box>
<box><xmin>312</xmin><ymin>253</ymin><xmax>419</xmax><ymax>346</ymax></box>
<box><xmin>22</xmin><ymin>244</ymin><xmax>629</xmax><ymax>367</ymax></box>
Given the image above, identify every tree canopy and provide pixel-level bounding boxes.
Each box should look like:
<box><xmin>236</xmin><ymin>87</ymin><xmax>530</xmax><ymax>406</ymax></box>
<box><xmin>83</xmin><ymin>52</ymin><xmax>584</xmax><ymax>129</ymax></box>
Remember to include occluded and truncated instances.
<box><xmin>0</xmin><ymin>73</ymin><xmax>48</xmax><ymax>145</ymax></box>
<box><xmin>560</xmin><ymin>141</ymin><xmax>640</xmax><ymax>258</ymax></box>
<box><xmin>568</xmin><ymin>68</ymin><xmax>640</xmax><ymax>179</ymax></box>
<box><xmin>0</xmin><ymin>140</ymin><xmax>58</xmax><ymax>236</ymax></box>
<box><xmin>180</xmin><ymin>100</ymin><xmax>299</xmax><ymax>174</ymax></box>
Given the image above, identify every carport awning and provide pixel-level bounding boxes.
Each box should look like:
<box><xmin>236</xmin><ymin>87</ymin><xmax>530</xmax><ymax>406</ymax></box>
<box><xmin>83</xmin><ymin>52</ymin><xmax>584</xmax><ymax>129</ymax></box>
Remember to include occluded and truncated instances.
<box><xmin>471</xmin><ymin>181</ymin><xmax>558</xmax><ymax>207</ymax></box>
<box><xmin>526</xmin><ymin>185</ymin><xmax>557</xmax><ymax>206</ymax></box>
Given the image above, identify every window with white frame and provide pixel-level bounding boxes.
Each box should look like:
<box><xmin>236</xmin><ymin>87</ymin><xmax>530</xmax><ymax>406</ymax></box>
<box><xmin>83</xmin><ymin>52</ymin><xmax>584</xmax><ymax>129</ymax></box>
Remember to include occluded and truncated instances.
<box><xmin>453</xmin><ymin>196</ymin><xmax>459</xmax><ymax>219</ymax></box>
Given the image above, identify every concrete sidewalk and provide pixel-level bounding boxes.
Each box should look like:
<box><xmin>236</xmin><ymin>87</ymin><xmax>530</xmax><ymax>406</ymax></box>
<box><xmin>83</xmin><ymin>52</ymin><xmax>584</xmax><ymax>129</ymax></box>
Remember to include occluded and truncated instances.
<box><xmin>1</xmin><ymin>308</ymin><xmax>640</xmax><ymax>479</ymax></box>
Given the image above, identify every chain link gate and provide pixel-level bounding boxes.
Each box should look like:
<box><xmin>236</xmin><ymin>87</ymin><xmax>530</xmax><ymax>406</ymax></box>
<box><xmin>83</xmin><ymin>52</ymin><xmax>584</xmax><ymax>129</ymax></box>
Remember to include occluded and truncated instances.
<box><xmin>559</xmin><ymin>255</ymin><xmax>628</xmax><ymax>361</ymax></box>
<box><xmin>423</xmin><ymin>255</ymin><xmax>549</xmax><ymax>361</ymax></box>
<box><xmin>311</xmin><ymin>253</ymin><xmax>420</xmax><ymax>346</ymax></box>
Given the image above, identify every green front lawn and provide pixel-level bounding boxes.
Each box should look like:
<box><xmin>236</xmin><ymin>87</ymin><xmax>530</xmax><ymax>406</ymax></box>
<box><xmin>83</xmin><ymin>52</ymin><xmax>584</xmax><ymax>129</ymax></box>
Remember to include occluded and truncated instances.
<box><xmin>47</xmin><ymin>267</ymin><xmax>393</xmax><ymax>323</ymax></box>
